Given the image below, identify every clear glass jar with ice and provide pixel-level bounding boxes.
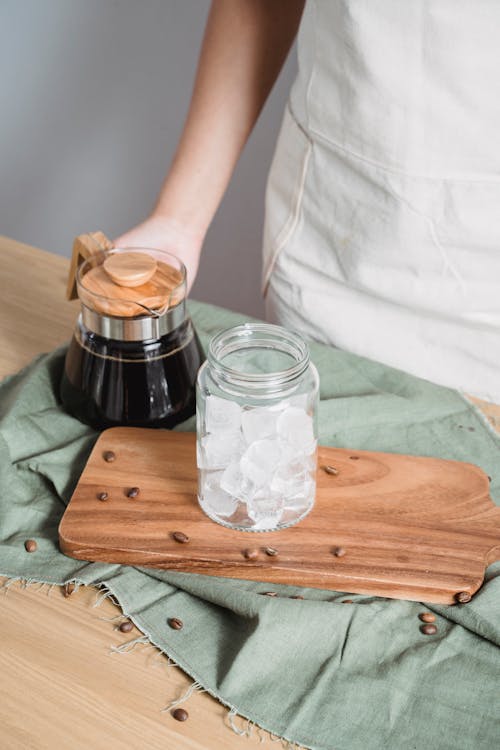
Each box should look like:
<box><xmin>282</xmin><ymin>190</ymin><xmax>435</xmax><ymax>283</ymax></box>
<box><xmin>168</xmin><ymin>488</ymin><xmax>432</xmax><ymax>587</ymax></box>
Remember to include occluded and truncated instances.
<box><xmin>196</xmin><ymin>323</ymin><xmax>319</xmax><ymax>531</ymax></box>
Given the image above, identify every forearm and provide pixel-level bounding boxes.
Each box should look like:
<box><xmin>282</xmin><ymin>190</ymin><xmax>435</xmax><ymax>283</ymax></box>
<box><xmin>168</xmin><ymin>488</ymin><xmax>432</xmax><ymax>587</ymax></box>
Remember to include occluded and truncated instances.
<box><xmin>154</xmin><ymin>0</ymin><xmax>305</xmax><ymax>238</ymax></box>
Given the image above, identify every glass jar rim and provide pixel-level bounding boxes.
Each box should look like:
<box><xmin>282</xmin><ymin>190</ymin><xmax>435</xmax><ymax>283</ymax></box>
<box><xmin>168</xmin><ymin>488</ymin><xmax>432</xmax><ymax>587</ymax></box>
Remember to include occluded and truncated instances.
<box><xmin>207</xmin><ymin>323</ymin><xmax>310</xmax><ymax>389</ymax></box>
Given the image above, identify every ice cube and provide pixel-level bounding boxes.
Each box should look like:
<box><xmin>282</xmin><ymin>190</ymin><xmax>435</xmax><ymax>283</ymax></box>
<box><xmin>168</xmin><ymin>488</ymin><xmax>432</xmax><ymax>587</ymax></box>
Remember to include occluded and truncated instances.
<box><xmin>220</xmin><ymin>460</ymin><xmax>256</xmax><ymax>503</ymax></box>
<box><xmin>241</xmin><ymin>406</ymin><xmax>279</xmax><ymax>444</ymax></box>
<box><xmin>205</xmin><ymin>395</ymin><xmax>242</xmax><ymax>433</ymax></box>
<box><xmin>199</xmin><ymin>469</ymin><xmax>238</xmax><ymax>517</ymax></box>
<box><xmin>276</xmin><ymin>407</ymin><xmax>316</xmax><ymax>454</ymax></box>
<box><xmin>198</xmin><ymin>431</ymin><xmax>243</xmax><ymax>470</ymax></box>
<box><xmin>240</xmin><ymin>438</ymin><xmax>283</xmax><ymax>487</ymax></box>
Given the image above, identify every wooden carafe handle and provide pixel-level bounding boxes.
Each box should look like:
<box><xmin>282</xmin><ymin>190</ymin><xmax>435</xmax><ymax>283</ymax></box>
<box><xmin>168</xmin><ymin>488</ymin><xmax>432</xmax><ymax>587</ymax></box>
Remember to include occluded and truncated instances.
<box><xmin>66</xmin><ymin>231</ymin><xmax>114</xmax><ymax>301</ymax></box>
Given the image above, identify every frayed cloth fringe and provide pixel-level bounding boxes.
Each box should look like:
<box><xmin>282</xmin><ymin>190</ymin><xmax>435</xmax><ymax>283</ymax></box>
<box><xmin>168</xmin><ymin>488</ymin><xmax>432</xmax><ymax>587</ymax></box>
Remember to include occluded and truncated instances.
<box><xmin>161</xmin><ymin>680</ymin><xmax>205</xmax><ymax>712</ymax></box>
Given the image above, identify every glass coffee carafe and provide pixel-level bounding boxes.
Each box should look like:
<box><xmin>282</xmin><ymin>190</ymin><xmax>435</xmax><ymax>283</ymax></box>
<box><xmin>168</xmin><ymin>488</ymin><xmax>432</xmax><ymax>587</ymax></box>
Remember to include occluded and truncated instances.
<box><xmin>61</xmin><ymin>246</ymin><xmax>204</xmax><ymax>429</ymax></box>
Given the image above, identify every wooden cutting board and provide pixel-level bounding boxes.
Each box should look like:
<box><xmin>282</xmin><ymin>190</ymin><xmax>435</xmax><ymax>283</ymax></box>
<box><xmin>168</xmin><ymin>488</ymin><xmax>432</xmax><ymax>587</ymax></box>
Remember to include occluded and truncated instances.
<box><xmin>58</xmin><ymin>428</ymin><xmax>500</xmax><ymax>604</ymax></box>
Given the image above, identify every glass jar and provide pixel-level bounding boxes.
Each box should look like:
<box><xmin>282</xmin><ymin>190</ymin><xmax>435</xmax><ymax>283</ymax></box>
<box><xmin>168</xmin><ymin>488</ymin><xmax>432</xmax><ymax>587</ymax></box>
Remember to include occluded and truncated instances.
<box><xmin>196</xmin><ymin>323</ymin><xmax>319</xmax><ymax>531</ymax></box>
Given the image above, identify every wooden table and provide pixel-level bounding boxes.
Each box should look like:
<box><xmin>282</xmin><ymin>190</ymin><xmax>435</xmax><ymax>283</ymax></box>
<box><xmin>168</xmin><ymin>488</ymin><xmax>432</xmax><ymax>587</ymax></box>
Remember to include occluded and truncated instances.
<box><xmin>0</xmin><ymin>236</ymin><xmax>275</xmax><ymax>750</ymax></box>
<box><xmin>1</xmin><ymin>236</ymin><xmax>499</xmax><ymax>750</ymax></box>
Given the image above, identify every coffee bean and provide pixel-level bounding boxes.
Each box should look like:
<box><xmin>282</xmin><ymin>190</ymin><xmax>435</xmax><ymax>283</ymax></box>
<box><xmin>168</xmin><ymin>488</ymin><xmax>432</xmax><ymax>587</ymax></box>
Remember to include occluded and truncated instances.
<box><xmin>349</xmin><ymin>456</ymin><xmax>360</xmax><ymax>460</ymax></box>
<box><xmin>172</xmin><ymin>708</ymin><xmax>188</xmax><ymax>722</ymax></box>
<box><xmin>243</xmin><ymin>548</ymin><xmax>258</xmax><ymax>561</ymax></box>
<box><xmin>419</xmin><ymin>612</ymin><xmax>436</xmax><ymax>623</ymax></box>
<box><xmin>291</xmin><ymin>595</ymin><xmax>304</xmax><ymax>600</ymax></box>
<box><xmin>103</xmin><ymin>451</ymin><xmax>116</xmax><ymax>463</ymax></box>
<box><xmin>264</xmin><ymin>546</ymin><xmax>278</xmax><ymax>556</ymax></box>
<box><xmin>488</xmin><ymin>476</ymin><xmax>492</xmax><ymax>482</ymax></box>
<box><xmin>468</xmin><ymin>427</ymin><xmax>475</xmax><ymax>432</ymax></box>
<box><xmin>97</xmin><ymin>492</ymin><xmax>108</xmax><ymax>501</ymax></box>
<box><xmin>260</xmin><ymin>591</ymin><xmax>277</xmax><ymax>597</ymax></box>
<box><xmin>168</xmin><ymin>617</ymin><xmax>183</xmax><ymax>630</ymax></box>
<box><xmin>456</xmin><ymin>591</ymin><xmax>472</xmax><ymax>604</ymax></box>
<box><xmin>119</xmin><ymin>621</ymin><xmax>133</xmax><ymax>633</ymax></box>
<box><xmin>333</xmin><ymin>546</ymin><xmax>346</xmax><ymax>557</ymax></box>
<box><xmin>323</xmin><ymin>465</ymin><xmax>339</xmax><ymax>476</ymax></box>
<box><xmin>342</xmin><ymin>599</ymin><xmax>353</xmax><ymax>604</ymax></box>
<box><xmin>126</xmin><ymin>487</ymin><xmax>140</xmax><ymax>498</ymax></box>
<box><xmin>24</xmin><ymin>539</ymin><xmax>37</xmax><ymax>553</ymax></box>
<box><xmin>172</xmin><ymin>531</ymin><xmax>189</xmax><ymax>544</ymax></box>
<box><xmin>420</xmin><ymin>624</ymin><xmax>438</xmax><ymax>635</ymax></box>
<box><xmin>63</xmin><ymin>583</ymin><xmax>75</xmax><ymax>598</ymax></box>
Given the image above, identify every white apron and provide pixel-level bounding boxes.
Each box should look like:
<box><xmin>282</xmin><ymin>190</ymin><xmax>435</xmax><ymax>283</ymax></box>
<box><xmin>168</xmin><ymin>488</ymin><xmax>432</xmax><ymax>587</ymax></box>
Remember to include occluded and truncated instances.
<box><xmin>263</xmin><ymin>0</ymin><xmax>500</xmax><ymax>403</ymax></box>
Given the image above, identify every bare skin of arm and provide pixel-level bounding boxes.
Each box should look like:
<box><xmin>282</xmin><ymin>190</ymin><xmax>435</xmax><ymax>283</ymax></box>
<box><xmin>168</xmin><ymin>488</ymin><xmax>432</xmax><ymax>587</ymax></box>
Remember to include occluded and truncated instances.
<box><xmin>115</xmin><ymin>0</ymin><xmax>305</xmax><ymax>289</ymax></box>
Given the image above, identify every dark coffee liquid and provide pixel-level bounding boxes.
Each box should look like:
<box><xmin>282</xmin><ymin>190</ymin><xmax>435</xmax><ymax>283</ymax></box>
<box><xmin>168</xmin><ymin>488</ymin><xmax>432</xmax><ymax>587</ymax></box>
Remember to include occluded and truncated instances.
<box><xmin>61</xmin><ymin>318</ymin><xmax>204</xmax><ymax>429</ymax></box>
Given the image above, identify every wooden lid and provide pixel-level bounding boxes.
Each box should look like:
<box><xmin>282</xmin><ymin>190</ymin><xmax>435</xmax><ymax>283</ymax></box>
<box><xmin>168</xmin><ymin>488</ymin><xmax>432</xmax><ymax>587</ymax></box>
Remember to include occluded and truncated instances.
<box><xmin>79</xmin><ymin>258</ymin><xmax>184</xmax><ymax>317</ymax></box>
<box><xmin>103</xmin><ymin>252</ymin><xmax>157</xmax><ymax>287</ymax></box>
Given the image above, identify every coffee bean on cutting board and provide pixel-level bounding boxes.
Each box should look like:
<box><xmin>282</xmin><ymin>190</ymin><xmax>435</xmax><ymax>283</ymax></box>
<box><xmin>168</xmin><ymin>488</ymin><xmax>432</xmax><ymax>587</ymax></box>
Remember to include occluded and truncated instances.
<box><xmin>172</xmin><ymin>708</ymin><xmax>188</xmax><ymax>722</ymax></box>
<box><xmin>455</xmin><ymin>591</ymin><xmax>472</xmax><ymax>604</ymax></box>
<box><xmin>168</xmin><ymin>617</ymin><xmax>183</xmax><ymax>630</ymax></box>
<box><xmin>24</xmin><ymin>539</ymin><xmax>37</xmax><ymax>553</ymax></box>
<box><xmin>243</xmin><ymin>548</ymin><xmax>259</xmax><ymax>561</ymax></box>
<box><xmin>126</xmin><ymin>487</ymin><xmax>140</xmax><ymax>498</ymax></box>
<box><xmin>419</xmin><ymin>612</ymin><xmax>436</xmax><ymax>623</ymax></box>
<box><xmin>172</xmin><ymin>531</ymin><xmax>189</xmax><ymax>544</ymax></box>
<box><xmin>264</xmin><ymin>546</ymin><xmax>278</xmax><ymax>556</ymax></box>
<box><xmin>119</xmin><ymin>621</ymin><xmax>133</xmax><ymax>633</ymax></box>
<box><xmin>97</xmin><ymin>492</ymin><xmax>108</xmax><ymax>501</ymax></box>
<box><xmin>103</xmin><ymin>451</ymin><xmax>116</xmax><ymax>463</ymax></box>
<box><xmin>420</xmin><ymin>624</ymin><xmax>438</xmax><ymax>636</ymax></box>
<box><xmin>323</xmin><ymin>465</ymin><xmax>339</xmax><ymax>475</ymax></box>
<box><xmin>333</xmin><ymin>546</ymin><xmax>346</xmax><ymax>557</ymax></box>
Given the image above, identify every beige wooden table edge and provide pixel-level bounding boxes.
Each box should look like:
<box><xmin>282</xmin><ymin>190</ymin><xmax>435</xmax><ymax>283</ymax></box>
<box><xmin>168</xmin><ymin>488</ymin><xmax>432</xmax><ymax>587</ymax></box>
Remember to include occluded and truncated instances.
<box><xmin>0</xmin><ymin>236</ymin><xmax>280</xmax><ymax>750</ymax></box>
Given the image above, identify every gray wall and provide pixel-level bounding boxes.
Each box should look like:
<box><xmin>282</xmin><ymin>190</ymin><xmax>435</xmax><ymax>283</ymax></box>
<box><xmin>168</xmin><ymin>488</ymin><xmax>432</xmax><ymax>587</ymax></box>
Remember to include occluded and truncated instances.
<box><xmin>0</xmin><ymin>0</ymin><xmax>296</xmax><ymax>318</ymax></box>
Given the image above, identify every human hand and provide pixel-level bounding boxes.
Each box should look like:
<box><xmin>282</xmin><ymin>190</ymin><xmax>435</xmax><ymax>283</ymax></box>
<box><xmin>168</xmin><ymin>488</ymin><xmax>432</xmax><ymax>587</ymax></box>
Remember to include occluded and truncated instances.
<box><xmin>113</xmin><ymin>213</ymin><xmax>204</xmax><ymax>293</ymax></box>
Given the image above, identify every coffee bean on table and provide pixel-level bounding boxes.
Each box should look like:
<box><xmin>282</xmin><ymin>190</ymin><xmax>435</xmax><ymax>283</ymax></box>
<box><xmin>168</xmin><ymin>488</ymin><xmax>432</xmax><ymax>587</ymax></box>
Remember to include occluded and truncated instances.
<box><xmin>24</xmin><ymin>539</ymin><xmax>37</xmax><ymax>553</ymax></box>
<box><xmin>264</xmin><ymin>546</ymin><xmax>278</xmax><ymax>556</ymax></box>
<box><xmin>63</xmin><ymin>583</ymin><xmax>75</xmax><ymax>598</ymax></box>
<box><xmin>291</xmin><ymin>595</ymin><xmax>304</xmax><ymax>600</ymax></box>
<box><xmin>126</xmin><ymin>487</ymin><xmax>140</xmax><ymax>498</ymax></box>
<box><xmin>168</xmin><ymin>617</ymin><xmax>183</xmax><ymax>630</ymax></box>
<box><xmin>342</xmin><ymin>599</ymin><xmax>353</xmax><ymax>604</ymax></box>
<box><xmin>455</xmin><ymin>591</ymin><xmax>472</xmax><ymax>604</ymax></box>
<box><xmin>419</xmin><ymin>612</ymin><xmax>436</xmax><ymax>623</ymax></box>
<box><xmin>333</xmin><ymin>546</ymin><xmax>346</xmax><ymax>557</ymax></box>
<box><xmin>119</xmin><ymin>621</ymin><xmax>133</xmax><ymax>633</ymax></box>
<box><xmin>103</xmin><ymin>451</ymin><xmax>116</xmax><ymax>463</ymax></box>
<box><xmin>172</xmin><ymin>531</ymin><xmax>189</xmax><ymax>544</ymax></box>
<box><xmin>260</xmin><ymin>592</ymin><xmax>278</xmax><ymax>597</ymax></box>
<box><xmin>243</xmin><ymin>548</ymin><xmax>258</xmax><ymax>560</ymax></box>
<box><xmin>172</xmin><ymin>708</ymin><xmax>188</xmax><ymax>722</ymax></box>
<box><xmin>420</xmin><ymin>624</ymin><xmax>438</xmax><ymax>635</ymax></box>
<box><xmin>97</xmin><ymin>492</ymin><xmax>108</xmax><ymax>501</ymax></box>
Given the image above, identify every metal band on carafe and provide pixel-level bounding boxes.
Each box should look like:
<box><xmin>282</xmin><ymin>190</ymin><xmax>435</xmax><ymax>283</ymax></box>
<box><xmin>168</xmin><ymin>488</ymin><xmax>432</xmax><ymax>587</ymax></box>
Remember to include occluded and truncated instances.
<box><xmin>81</xmin><ymin>299</ymin><xmax>187</xmax><ymax>341</ymax></box>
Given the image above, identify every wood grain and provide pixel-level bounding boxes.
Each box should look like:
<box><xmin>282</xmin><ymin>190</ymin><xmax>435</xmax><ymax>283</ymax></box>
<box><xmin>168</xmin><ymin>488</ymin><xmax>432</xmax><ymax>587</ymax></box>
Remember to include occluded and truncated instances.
<box><xmin>0</xmin><ymin>580</ymin><xmax>272</xmax><ymax>750</ymax></box>
<box><xmin>59</xmin><ymin>428</ymin><xmax>500</xmax><ymax>605</ymax></box>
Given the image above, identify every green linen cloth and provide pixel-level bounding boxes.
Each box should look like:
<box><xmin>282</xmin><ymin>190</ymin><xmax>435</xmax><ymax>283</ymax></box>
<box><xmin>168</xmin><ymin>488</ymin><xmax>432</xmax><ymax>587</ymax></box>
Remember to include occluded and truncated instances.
<box><xmin>1</xmin><ymin>299</ymin><xmax>499</xmax><ymax>750</ymax></box>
